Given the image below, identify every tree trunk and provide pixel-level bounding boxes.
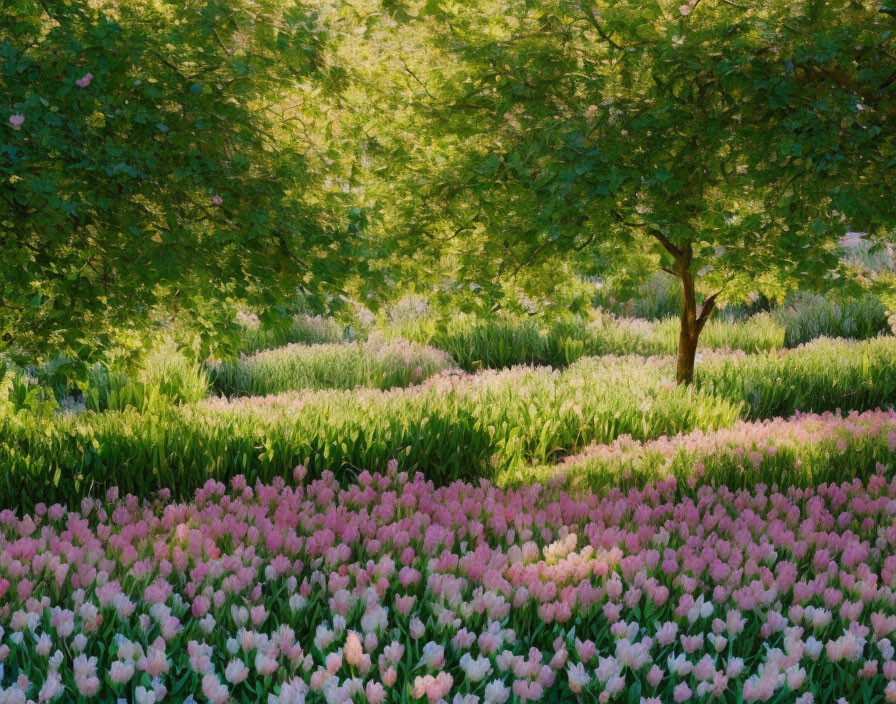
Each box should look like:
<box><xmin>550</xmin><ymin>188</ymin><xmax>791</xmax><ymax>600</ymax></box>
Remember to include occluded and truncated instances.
<box><xmin>676</xmin><ymin>265</ymin><xmax>700</xmax><ymax>385</ymax></box>
<box><xmin>677</xmin><ymin>313</ymin><xmax>700</xmax><ymax>385</ymax></box>
<box><xmin>645</xmin><ymin>233</ymin><xmax>719</xmax><ymax>385</ymax></box>
<box><xmin>673</xmin><ymin>250</ymin><xmax>719</xmax><ymax>385</ymax></box>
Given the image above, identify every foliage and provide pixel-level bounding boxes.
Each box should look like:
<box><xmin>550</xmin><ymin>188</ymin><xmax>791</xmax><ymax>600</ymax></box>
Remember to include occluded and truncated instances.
<box><xmin>0</xmin><ymin>363</ymin><xmax>60</xmax><ymax>416</ymax></box>
<box><xmin>208</xmin><ymin>339</ymin><xmax>457</xmax><ymax>396</ymax></box>
<box><xmin>594</xmin><ymin>272</ymin><xmax>771</xmax><ymax>322</ymax></box>
<box><xmin>383</xmin><ymin>308</ymin><xmax>789</xmax><ymax>371</ymax></box>
<box><xmin>0</xmin><ymin>356</ymin><xmax>740</xmax><ymax>505</ymax></box>
<box><xmin>6</xmin><ymin>335</ymin><xmax>896</xmax><ymax>504</ymax></box>
<box><xmin>696</xmin><ymin>336</ymin><xmax>896</xmax><ymax>419</ymax></box>
<box><xmin>84</xmin><ymin>339</ymin><xmax>209</xmax><ymax>412</ymax></box>
<box><xmin>350</xmin><ymin>0</ymin><xmax>896</xmax><ymax>381</ymax></box>
<box><xmin>0</xmin><ymin>0</ymin><xmax>373</xmax><ymax>362</ymax></box>
<box><xmin>382</xmin><ymin>312</ymin><xmax>550</xmax><ymax>371</ymax></box>
<box><xmin>523</xmin><ymin>409</ymin><xmax>896</xmax><ymax>493</ymax></box>
<box><xmin>771</xmin><ymin>292</ymin><xmax>889</xmax><ymax>346</ymax></box>
<box><xmin>593</xmin><ymin>273</ymin><xmax>684</xmax><ymax>321</ymax></box>
<box><xmin>841</xmin><ymin>233</ymin><xmax>895</xmax><ymax>273</ymax></box>
<box><xmin>232</xmin><ymin>312</ymin><xmax>347</xmax><ymax>356</ymax></box>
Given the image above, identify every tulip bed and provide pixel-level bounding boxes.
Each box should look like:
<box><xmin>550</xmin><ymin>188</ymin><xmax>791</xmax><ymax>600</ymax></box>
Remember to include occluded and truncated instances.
<box><xmin>4</xmin><ymin>337</ymin><xmax>896</xmax><ymax>507</ymax></box>
<box><xmin>207</xmin><ymin>341</ymin><xmax>457</xmax><ymax>396</ymax></box>
<box><xmin>520</xmin><ymin>409</ymin><xmax>896</xmax><ymax>493</ymax></box>
<box><xmin>1</xmin><ymin>464</ymin><xmax>896</xmax><ymax>703</ymax></box>
<box><xmin>0</xmin><ymin>356</ymin><xmax>741</xmax><ymax>506</ymax></box>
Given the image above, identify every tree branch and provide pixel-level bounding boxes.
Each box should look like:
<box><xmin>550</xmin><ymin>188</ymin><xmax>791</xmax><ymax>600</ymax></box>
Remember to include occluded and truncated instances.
<box><xmin>610</xmin><ymin>209</ymin><xmax>646</xmax><ymax>228</ymax></box>
<box><xmin>400</xmin><ymin>57</ymin><xmax>438</xmax><ymax>102</ymax></box>
<box><xmin>648</xmin><ymin>229</ymin><xmax>684</xmax><ymax>260</ymax></box>
<box><xmin>880</xmin><ymin>68</ymin><xmax>896</xmax><ymax>91</ymax></box>
<box><xmin>610</xmin><ymin>208</ymin><xmax>686</xmax><ymax>263</ymax></box>
<box><xmin>572</xmin><ymin>231</ymin><xmax>597</xmax><ymax>251</ymax></box>
<box><xmin>212</xmin><ymin>27</ymin><xmax>234</xmax><ymax>56</ymax></box>
<box><xmin>695</xmin><ymin>290</ymin><xmax>721</xmax><ymax>333</ymax></box>
<box><xmin>582</xmin><ymin>7</ymin><xmax>624</xmax><ymax>51</ymax></box>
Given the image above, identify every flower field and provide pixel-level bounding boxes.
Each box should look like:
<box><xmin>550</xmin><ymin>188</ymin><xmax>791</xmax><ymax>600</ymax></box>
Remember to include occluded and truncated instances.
<box><xmin>5</xmin><ymin>316</ymin><xmax>896</xmax><ymax>703</ymax></box>
<box><xmin>7</xmin><ymin>1</ymin><xmax>896</xmax><ymax>699</ymax></box>
<box><xmin>4</xmin><ymin>298</ymin><xmax>896</xmax><ymax>704</ymax></box>
<box><xmin>2</xmin><ymin>463</ymin><xmax>896</xmax><ymax>703</ymax></box>
<box><xmin>5</xmin><ymin>336</ymin><xmax>896</xmax><ymax>506</ymax></box>
<box><xmin>529</xmin><ymin>409</ymin><xmax>896</xmax><ymax>493</ymax></box>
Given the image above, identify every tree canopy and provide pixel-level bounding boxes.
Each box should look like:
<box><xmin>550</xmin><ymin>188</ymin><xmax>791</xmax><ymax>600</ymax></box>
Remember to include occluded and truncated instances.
<box><xmin>1</xmin><ymin>0</ymin><xmax>376</xmax><ymax>362</ymax></box>
<box><xmin>344</xmin><ymin>0</ymin><xmax>896</xmax><ymax>380</ymax></box>
<box><xmin>3</xmin><ymin>0</ymin><xmax>896</xmax><ymax>381</ymax></box>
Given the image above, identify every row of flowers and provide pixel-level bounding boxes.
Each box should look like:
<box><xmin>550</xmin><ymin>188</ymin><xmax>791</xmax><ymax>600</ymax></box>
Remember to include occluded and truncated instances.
<box><xmin>0</xmin><ymin>462</ymin><xmax>895</xmax><ymax>702</ymax></box>
<box><xmin>546</xmin><ymin>408</ymin><xmax>896</xmax><ymax>491</ymax></box>
<box><xmin>206</xmin><ymin>338</ymin><xmax>457</xmax><ymax>397</ymax></box>
<box><xmin>8</xmin><ymin>336</ymin><xmax>896</xmax><ymax>508</ymax></box>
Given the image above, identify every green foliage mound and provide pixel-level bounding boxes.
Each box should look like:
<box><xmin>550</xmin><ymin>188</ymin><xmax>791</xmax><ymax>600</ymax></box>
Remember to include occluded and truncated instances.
<box><xmin>84</xmin><ymin>341</ymin><xmax>209</xmax><ymax>413</ymax></box>
<box><xmin>1</xmin><ymin>0</ymin><xmax>368</xmax><ymax>361</ymax></box>
<box><xmin>696</xmin><ymin>336</ymin><xmax>896</xmax><ymax>419</ymax></box>
<box><xmin>208</xmin><ymin>339</ymin><xmax>457</xmax><ymax>396</ymax></box>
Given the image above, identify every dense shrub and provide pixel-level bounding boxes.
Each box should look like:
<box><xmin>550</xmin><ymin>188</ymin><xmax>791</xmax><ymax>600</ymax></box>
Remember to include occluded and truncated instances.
<box><xmin>208</xmin><ymin>340</ymin><xmax>457</xmax><ymax>395</ymax></box>
<box><xmin>0</xmin><ymin>364</ymin><xmax>59</xmax><ymax>415</ymax></box>
<box><xmin>84</xmin><ymin>341</ymin><xmax>209</xmax><ymax>412</ymax></box>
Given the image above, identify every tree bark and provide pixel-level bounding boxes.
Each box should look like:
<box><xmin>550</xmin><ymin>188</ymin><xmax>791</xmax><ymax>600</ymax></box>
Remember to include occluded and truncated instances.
<box><xmin>676</xmin><ymin>263</ymin><xmax>700</xmax><ymax>385</ymax></box>
<box><xmin>675</xmin><ymin>260</ymin><xmax>719</xmax><ymax>385</ymax></box>
<box><xmin>645</xmin><ymin>231</ymin><xmax>719</xmax><ymax>385</ymax></box>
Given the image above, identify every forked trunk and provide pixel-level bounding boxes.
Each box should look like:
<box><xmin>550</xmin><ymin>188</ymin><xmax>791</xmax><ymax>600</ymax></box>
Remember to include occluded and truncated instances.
<box><xmin>674</xmin><ymin>253</ymin><xmax>717</xmax><ymax>385</ymax></box>
<box><xmin>647</xmin><ymin>235</ymin><xmax>719</xmax><ymax>385</ymax></box>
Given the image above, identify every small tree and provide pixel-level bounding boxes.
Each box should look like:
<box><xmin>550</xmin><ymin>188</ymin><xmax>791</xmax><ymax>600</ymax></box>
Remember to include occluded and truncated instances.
<box><xmin>362</xmin><ymin>0</ymin><xmax>896</xmax><ymax>382</ymax></box>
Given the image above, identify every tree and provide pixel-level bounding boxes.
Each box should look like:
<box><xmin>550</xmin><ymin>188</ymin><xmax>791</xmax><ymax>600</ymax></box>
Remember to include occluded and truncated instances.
<box><xmin>0</xmin><ymin>0</ymin><xmax>374</xmax><ymax>363</ymax></box>
<box><xmin>358</xmin><ymin>0</ymin><xmax>896</xmax><ymax>382</ymax></box>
